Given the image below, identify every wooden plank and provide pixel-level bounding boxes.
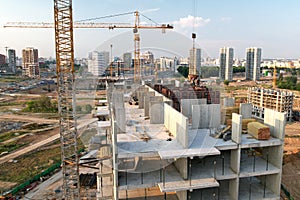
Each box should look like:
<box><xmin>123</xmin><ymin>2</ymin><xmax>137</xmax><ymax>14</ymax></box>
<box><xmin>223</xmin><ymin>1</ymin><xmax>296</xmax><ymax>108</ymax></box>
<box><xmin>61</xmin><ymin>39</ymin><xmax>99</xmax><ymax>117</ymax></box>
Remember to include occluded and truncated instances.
<box><xmin>247</xmin><ymin>122</ymin><xmax>270</xmax><ymax>140</ymax></box>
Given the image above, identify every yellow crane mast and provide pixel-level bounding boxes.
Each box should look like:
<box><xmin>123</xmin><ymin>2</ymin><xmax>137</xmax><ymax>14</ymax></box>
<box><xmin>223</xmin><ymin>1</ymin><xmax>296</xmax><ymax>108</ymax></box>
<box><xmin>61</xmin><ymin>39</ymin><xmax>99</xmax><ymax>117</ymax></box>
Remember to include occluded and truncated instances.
<box><xmin>54</xmin><ymin>0</ymin><xmax>79</xmax><ymax>199</ymax></box>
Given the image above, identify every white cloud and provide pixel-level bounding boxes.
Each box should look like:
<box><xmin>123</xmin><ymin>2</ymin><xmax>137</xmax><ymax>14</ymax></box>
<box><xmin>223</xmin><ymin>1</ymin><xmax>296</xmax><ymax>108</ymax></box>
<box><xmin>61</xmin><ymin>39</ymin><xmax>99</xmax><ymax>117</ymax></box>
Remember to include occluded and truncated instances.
<box><xmin>173</xmin><ymin>15</ymin><xmax>210</xmax><ymax>29</ymax></box>
<box><xmin>141</xmin><ymin>8</ymin><xmax>160</xmax><ymax>14</ymax></box>
<box><xmin>221</xmin><ymin>17</ymin><xmax>232</xmax><ymax>22</ymax></box>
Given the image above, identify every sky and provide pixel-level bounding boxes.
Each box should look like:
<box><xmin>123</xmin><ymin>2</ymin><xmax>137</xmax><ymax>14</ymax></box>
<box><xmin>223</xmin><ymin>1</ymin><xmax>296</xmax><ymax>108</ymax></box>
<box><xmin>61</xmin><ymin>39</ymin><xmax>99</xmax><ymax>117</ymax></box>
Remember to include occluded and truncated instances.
<box><xmin>0</xmin><ymin>0</ymin><xmax>300</xmax><ymax>59</ymax></box>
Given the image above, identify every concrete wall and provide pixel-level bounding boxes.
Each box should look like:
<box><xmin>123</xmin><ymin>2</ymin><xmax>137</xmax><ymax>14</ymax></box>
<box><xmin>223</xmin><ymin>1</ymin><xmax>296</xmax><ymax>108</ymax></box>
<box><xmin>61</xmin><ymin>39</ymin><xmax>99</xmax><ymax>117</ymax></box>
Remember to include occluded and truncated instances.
<box><xmin>191</xmin><ymin>104</ymin><xmax>221</xmax><ymax>129</ymax></box>
<box><xmin>137</xmin><ymin>87</ymin><xmax>149</xmax><ymax>109</ymax></box>
<box><xmin>164</xmin><ymin>103</ymin><xmax>188</xmax><ymax>148</ymax></box>
<box><xmin>174</xmin><ymin>158</ymin><xmax>188</xmax><ymax>180</ymax></box>
<box><xmin>144</xmin><ymin>91</ymin><xmax>155</xmax><ymax>117</ymax></box>
<box><xmin>231</xmin><ymin>113</ymin><xmax>242</xmax><ymax>144</ymax></box>
<box><xmin>145</xmin><ymin>85</ymin><xmax>173</xmax><ymax>106</ymax></box>
<box><xmin>181</xmin><ymin>99</ymin><xmax>207</xmax><ymax>118</ymax></box>
<box><xmin>223</xmin><ymin>97</ymin><xmax>235</xmax><ymax>107</ymax></box>
<box><xmin>239</xmin><ymin>103</ymin><xmax>252</xmax><ymax>119</ymax></box>
<box><xmin>149</xmin><ymin>101</ymin><xmax>164</xmax><ymax>124</ymax></box>
<box><xmin>264</xmin><ymin>108</ymin><xmax>286</xmax><ymax>139</ymax></box>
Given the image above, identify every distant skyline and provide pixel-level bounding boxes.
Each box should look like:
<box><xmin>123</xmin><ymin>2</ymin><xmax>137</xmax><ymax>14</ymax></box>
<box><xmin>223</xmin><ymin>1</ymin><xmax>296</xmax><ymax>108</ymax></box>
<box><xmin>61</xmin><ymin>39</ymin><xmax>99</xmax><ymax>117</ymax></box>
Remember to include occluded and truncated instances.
<box><xmin>1</xmin><ymin>0</ymin><xmax>300</xmax><ymax>59</ymax></box>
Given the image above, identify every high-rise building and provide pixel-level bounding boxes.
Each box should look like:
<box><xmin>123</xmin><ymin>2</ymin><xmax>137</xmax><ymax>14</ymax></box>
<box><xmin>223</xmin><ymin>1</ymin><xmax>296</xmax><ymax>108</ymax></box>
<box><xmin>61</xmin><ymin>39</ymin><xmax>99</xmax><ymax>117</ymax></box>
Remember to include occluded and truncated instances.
<box><xmin>219</xmin><ymin>47</ymin><xmax>234</xmax><ymax>81</ymax></box>
<box><xmin>123</xmin><ymin>52</ymin><xmax>132</xmax><ymax>69</ymax></box>
<box><xmin>245</xmin><ymin>47</ymin><xmax>262</xmax><ymax>81</ymax></box>
<box><xmin>0</xmin><ymin>54</ymin><xmax>5</xmax><ymax>66</ymax></box>
<box><xmin>22</xmin><ymin>47</ymin><xmax>39</xmax><ymax>77</ymax></box>
<box><xmin>141</xmin><ymin>51</ymin><xmax>154</xmax><ymax>64</ymax></box>
<box><xmin>8</xmin><ymin>49</ymin><xmax>16</xmax><ymax>73</ymax></box>
<box><xmin>88</xmin><ymin>51</ymin><xmax>109</xmax><ymax>76</ymax></box>
<box><xmin>189</xmin><ymin>48</ymin><xmax>201</xmax><ymax>79</ymax></box>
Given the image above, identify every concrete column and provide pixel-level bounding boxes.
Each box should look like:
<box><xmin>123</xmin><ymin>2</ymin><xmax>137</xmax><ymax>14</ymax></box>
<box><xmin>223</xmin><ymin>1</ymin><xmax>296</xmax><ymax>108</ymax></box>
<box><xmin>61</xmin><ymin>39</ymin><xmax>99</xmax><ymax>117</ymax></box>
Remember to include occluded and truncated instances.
<box><xmin>229</xmin><ymin>178</ymin><xmax>239</xmax><ymax>200</ymax></box>
<box><xmin>144</xmin><ymin>91</ymin><xmax>155</xmax><ymax>117</ymax></box>
<box><xmin>112</xmin><ymin>121</ymin><xmax>118</xmax><ymax>200</ymax></box>
<box><xmin>176</xmin><ymin>190</ymin><xmax>188</xmax><ymax>200</ymax></box>
<box><xmin>231</xmin><ymin>113</ymin><xmax>242</xmax><ymax>144</ymax></box>
<box><xmin>239</xmin><ymin>103</ymin><xmax>252</xmax><ymax>119</ymax></box>
<box><xmin>174</xmin><ymin>158</ymin><xmax>188</xmax><ymax>179</ymax></box>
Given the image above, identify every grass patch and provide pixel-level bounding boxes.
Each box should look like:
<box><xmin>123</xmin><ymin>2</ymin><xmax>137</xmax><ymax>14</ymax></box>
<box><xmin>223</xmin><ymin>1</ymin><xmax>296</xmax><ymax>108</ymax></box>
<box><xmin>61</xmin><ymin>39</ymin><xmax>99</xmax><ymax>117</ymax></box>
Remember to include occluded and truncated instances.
<box><xmin>0</xmin><ymin>142</ymin><xmax>28</xmax><ymax>154</ymax></box>
<box><xmin>0</xmin><ymin>144</ymin><xmax>61</xmax><ymax>185</ymax></box>
<box><xmin>0</xmin><ymin>139</ymin><xmax>85</xmax><ymax>190</ymax></box>
<box><xmin>0</xmin><ymin>131</ymin><xmax>28</xmax><ymax>143</ymax></box>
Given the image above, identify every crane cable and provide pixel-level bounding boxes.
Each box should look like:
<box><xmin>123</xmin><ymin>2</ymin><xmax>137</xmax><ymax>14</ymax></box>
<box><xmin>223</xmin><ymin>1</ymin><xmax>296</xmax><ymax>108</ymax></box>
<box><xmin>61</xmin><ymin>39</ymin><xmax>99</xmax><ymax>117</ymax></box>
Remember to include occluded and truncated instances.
<box><xmin>76</xmin><ymin>11</ymin><xmax>160</xmax><ymax>26</ymax></box>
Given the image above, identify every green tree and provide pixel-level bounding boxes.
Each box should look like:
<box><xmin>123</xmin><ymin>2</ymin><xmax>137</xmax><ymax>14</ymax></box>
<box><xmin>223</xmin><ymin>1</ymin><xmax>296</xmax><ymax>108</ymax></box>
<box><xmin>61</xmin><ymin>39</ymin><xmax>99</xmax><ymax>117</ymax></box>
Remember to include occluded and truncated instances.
<box><xmin>223</xmin><ymin>80</ymin><xmax>230</xmax><ymax>86</ymax></box>
<box><xmin>177</xmin><ymin>66</ymin><xmax>189</xmax><ymax>78</ymax></box>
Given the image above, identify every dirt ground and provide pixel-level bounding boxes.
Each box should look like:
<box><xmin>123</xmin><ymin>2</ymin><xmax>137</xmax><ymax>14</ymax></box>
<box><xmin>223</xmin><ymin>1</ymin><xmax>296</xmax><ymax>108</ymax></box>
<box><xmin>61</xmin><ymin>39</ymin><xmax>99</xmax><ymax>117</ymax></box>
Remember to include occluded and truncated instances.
<box><xmin>282</xmin><ymin>122</ymin><xmax>300</xmax><ymax>199</ymax></box>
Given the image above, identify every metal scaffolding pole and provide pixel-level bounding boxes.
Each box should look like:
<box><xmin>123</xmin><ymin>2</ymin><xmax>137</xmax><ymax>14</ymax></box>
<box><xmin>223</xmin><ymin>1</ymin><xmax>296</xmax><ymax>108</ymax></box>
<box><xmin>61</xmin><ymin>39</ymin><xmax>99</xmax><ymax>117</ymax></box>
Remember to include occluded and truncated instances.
<box><xmin>54</xmin><ymin>0</ymin><xmax>79</xmax><ymax>199</ymax></box>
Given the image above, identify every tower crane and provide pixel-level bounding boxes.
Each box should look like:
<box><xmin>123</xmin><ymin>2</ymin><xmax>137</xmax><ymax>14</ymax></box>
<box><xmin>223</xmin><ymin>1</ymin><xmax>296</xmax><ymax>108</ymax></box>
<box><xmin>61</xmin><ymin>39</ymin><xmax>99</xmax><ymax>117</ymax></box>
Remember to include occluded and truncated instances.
<box><xmin>4</xmin><ymin>3</ymin><xmax>173</xmax><ymax>199</ymax></box>
<box><xmin>4</xmin><ymin>11</ymin><xmax>173</xmax><ymax>82</ymax></box>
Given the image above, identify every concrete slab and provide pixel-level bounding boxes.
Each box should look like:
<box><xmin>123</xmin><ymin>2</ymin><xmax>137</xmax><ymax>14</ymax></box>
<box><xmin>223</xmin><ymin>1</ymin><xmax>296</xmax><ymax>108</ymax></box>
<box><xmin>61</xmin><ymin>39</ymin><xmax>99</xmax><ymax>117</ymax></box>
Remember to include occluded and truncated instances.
<box><xmin>158</xmin><ymin>178</ymin><xmax>219</xmax><ymax>192</ymax></box>
<box><xmin>97</xmin><ymin>121</ymin><xmax>111</xmax><ymax>129</ymax></box>
<box><xmin>239</xmin><ymin>154</ymin><xmax>280</xmax><ymax>177</ymax></box>
<box><xmin>239</xmin><ymin>103</ymin><xmax>252</xmax><ymax>119</ymax></box>
<box><xmin>158</xmin><ymin>147</ymin><xmax>220</xmax><ymax>159</ymax></box>
<box><xmin>240</xmin><ymin>134</ymin><xmax>282</xmax><ymax>148</ymax></box>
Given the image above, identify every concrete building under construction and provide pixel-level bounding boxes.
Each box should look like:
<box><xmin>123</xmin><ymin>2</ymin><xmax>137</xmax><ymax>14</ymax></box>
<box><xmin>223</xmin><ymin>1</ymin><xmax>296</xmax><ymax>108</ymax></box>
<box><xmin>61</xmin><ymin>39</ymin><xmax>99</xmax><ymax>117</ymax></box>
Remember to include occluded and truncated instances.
<box><xmin>92</xmin><ymin>80</ymin><xmax>287</xmax><ymax>200</ymax></box>
<box><xmin>247</xmin><ymin>87</ymin><xmax>293</xmax><ymax>121</ymax></box>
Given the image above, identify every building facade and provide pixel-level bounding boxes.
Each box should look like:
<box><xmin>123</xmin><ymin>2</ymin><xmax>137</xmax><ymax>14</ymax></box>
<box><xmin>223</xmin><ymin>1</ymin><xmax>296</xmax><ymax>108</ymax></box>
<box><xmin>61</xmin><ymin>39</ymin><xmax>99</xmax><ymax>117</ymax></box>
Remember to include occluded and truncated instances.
<box><xmin>219</xmin><ymin>47</ymin><xmax>234</xmax><ymax>81</ymax></box>
<box><xmin>8</xmin><ymin>49</ymin><xmax>16</xmax><ymax>73</ymax></box>
<box><xmin>22</xmin><ymin>47</ymin><xmax>39</xmax><ymax>77</ymax></box>
<box><xmin>245</xmin><ymin>47</ymin><xmax>262</xmax><ymax>81</ymax></box>
<box><xmin>248</xmin><ymin>87</ymin><xmax>293</xmax><ymax>121</ymax></box>
<box><xmin>123</xmin><ymin>52</ymin><xmax>132</xmax><ymax>69</ymax></box>
<box><xmin>88</xmin><ymin>51</ymin><xmax>109</xmax><ymax>76</ymax></box>
<box><xmin>189</xmin><ymin>48</ymin><xmax>201</xmax><ymax>78</ymax></box>
<box><xmin>0</xmin><ymin>54</ymin><xmax>5</xmax><ymax>66</ymax></box>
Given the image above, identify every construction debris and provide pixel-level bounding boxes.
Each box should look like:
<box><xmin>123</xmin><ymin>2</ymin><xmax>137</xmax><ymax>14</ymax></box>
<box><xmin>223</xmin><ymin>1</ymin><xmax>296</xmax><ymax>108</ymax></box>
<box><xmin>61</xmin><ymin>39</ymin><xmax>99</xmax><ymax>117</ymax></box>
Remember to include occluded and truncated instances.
<box><xmin>247</xmin><ymin>122</ymin><xmax>270</xmax><ymax>140</ymax></box>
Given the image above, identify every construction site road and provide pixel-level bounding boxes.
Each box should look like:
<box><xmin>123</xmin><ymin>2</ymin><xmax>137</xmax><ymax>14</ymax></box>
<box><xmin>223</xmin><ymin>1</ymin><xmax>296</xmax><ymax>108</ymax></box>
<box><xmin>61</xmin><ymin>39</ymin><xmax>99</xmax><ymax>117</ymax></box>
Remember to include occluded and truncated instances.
<box><xmin>0</xmin><ymin>114</ymin><xmax>58</xmax><ymax>124</ymax></box>
<box><xmin>0</xmin><ymin>118</ymin><xmax>98</xmax><ymax>164</ymax></box>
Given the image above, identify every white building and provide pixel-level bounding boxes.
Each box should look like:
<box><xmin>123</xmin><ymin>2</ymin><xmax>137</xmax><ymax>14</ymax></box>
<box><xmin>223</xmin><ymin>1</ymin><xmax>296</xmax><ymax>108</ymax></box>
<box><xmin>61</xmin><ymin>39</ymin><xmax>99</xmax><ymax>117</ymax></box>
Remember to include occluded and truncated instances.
<box><xmin>219</xmin><ymin>47</ymin><xmax>234</xmax><ymax>81</ymax></box>
<box><xmin>22</xmin><ymin>47</ymin><xmax>39</xmax><ymax>77</ymax></box>
<box><xmin>189</xmin><ymin>48</ymin><xmax>201</xmax><ymax>78</ymax></box>
<box><xmin>159</xmin><ymin>57</ymin><xmax>178</xmax><ymax>72</ymax></box>
<box><xmin>123</xmin><ymin>52</ymin><xmax>132</xmax><ymax>69</ymax></box>
<box><xmin>245</xmin><ymin>47</ymin><xmax>262</xmax><ymax>81</ymax></box>
<box><xmin>88</xmin><ymin>51</ymin><xmax>109</xmax><ymax>76</ymax></box>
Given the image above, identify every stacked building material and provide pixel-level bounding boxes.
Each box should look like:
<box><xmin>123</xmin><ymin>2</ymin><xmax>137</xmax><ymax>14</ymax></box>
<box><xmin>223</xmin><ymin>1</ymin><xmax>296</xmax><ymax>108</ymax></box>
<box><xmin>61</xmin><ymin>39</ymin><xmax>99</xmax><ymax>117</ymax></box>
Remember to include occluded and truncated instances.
<box><xmin>247</xmin><ymin>122</ymin><xmax>270</xmax><ymax>140</ymax></box>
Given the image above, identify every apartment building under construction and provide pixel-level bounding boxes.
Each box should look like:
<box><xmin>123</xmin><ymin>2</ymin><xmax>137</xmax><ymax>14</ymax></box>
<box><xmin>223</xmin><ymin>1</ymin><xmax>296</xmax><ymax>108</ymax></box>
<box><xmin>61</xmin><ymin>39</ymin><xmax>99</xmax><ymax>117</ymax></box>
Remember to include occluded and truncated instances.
<box><xmin>247</xmin><ymin>87</ymin><xmax>293</xmax><ymax>121</ymax></box>
<box><xmin>92</xmin><ymin>80</ymin><xmax>287</xmax><ymax>200</ymax></box>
